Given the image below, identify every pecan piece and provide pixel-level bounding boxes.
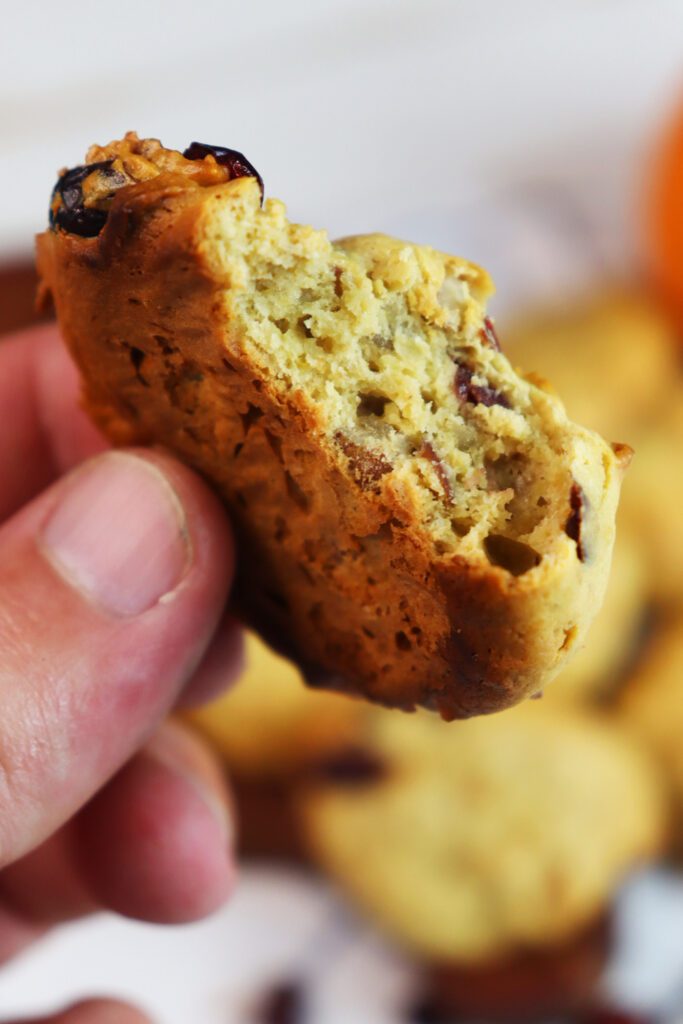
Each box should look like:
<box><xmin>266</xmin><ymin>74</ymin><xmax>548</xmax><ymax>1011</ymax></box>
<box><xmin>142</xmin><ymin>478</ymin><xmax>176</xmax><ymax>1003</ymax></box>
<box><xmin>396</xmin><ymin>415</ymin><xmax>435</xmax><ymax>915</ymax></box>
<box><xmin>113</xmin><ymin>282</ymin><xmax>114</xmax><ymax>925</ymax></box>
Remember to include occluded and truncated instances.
<box><xmin>336</xmin><ymin>433</ymin><xmax>392</xmax><ymax>488</ymax></box>
<box><xmin>420</xmin><ymin>441</ymin><xmax>454</xmax><ymax>503</ymax></box>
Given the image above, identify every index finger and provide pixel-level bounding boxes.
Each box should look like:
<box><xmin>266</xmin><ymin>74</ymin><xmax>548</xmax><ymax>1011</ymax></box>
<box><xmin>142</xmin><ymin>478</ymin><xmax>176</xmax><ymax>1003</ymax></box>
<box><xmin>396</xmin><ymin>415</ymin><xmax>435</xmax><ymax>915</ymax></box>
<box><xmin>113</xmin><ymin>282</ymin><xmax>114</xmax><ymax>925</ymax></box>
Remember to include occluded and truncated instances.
<box><xmin>0</xmin><ymin>324</ymin><xmax>107</xmax><ymax>523</ymax></box>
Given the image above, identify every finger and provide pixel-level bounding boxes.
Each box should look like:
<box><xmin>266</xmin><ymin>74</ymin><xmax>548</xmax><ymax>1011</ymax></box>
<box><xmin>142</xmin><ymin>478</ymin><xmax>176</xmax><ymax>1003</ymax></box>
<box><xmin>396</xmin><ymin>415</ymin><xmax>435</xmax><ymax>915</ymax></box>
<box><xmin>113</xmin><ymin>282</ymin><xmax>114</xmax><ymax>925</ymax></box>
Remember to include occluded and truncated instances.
<box><xmin>0</xmin><ymin>449</ymin><xmax>233</xmax><ymax>867</ymax></box>
<box><xmin>0</xmin><ymin>325</ymin><xmax>106</xmax><ymax>523</ymax></box>
<box><xmin>76</xmin><ymin>719</ymin><xmax>235</xmax><ymax>923</ymax></box>
<box><xmin>177</xmin><ymin>610</ymin><xmax>245</xmax><ymax>709</ymax></box>
<box><xmin>0</xmin><ymin>722</ymin><xmax>233</xmax><ymax>949</ymax></box>
<box><xmin>0</xmin><ymin>325</ymin><xmax>245</xmax><ymax>710</ymax></box>
<box><xmin>31</xmin><ymin>326</ymin><xmax>108</xmax><ymax>475</ymax></box>
<box><xmin>5</xmin><ymin>998</ymin><xmax>153</xmax><ymax>1024</ymax></box>
<box><xmin>0</xmin><ymin>324</ymin><xmax>245</xmax><ymax>711</ymax></box>
<box><xmin>0</xmin><ymin>903</ymin><xmax>47</xmax><ymax>965</ymax></box>
<box><xmin>0</xmin><ymin>819</ymin><xmax>96</xmax><ymax>943</ymax></box>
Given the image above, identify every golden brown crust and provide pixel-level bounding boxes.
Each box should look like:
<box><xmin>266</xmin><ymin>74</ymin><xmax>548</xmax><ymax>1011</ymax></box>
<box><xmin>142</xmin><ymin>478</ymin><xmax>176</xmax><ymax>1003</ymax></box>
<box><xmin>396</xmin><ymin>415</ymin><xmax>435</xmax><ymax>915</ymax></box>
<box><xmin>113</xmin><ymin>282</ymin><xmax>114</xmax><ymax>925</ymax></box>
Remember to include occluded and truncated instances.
<box><xmin>545</xmin><ymin>529</ymin><xmax>648</xmax><ymax>704</ymax></box>
<box><xmin>37</xmin><ymin>144</ymin><xmax>622</xmax><ymax>717</ymax></box>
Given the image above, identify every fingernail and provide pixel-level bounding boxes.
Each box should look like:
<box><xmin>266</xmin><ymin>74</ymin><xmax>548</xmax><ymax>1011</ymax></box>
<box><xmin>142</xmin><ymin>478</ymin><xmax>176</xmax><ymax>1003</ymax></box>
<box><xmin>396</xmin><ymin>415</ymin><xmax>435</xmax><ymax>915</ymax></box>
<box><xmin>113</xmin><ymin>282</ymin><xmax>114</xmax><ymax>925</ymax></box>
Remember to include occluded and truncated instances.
<box><xmin>42</xmin><ymin>453</ymin><xmax>191</xmax><ymax>616</ymax></box>
<box><xmin>148</xmin><ymin>721</ymin><xmax>232</xmax><ymax>846</ymax></box>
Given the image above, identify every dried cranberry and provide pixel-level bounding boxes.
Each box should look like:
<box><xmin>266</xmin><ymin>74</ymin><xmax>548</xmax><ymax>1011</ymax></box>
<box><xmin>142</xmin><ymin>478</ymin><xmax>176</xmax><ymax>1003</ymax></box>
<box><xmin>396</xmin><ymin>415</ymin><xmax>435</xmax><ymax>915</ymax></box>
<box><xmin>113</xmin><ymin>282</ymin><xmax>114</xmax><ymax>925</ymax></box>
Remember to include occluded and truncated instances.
<box><xmin>314</xmin><ymin>747</ymin><xmax>387</xmax><ymax>786</ymax></box>
<box><xmin>565</xmin><ymin>483</ymin><xmax>586</xmax><ymax>562</ymax></box>
<box><xmin>453</xmin><ymin>363</ymin><xmax>510</xmax><ymax>409</ymax></box>
<box><xmin>183</xmin><ymin>141</ymin><xmax>264</xmax><ymax>201</ymax></box>
<box><xmin>481</xmin><ymin>316</ymin><xmax>502</xmax><ymax>351</ymax></box>
<box><xmin>49</xmin><ymin>160</ymin><xmax>125</xmax><ymax>237</ymax></box>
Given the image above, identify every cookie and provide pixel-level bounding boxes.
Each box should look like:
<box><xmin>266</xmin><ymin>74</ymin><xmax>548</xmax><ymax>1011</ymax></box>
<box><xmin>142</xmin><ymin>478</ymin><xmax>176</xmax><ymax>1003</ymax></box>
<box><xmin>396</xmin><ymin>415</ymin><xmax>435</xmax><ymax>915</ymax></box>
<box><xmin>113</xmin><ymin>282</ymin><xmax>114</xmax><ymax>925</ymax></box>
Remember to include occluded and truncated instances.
<box><xmin>37</xmin><ymin>133</ymin><xmax>625</xmax><ymax>718</ymax></box>
<box><xmin>618</xmin><ymin>615</ymin><xmax>683</xmax><ymax>844</ymax></box>
<box><xmin>220</xmin><ymin>772</ymin><xmax>308</xmax><ymax>865</ymax></box>
<box><xmin>186</xmin><ymin>632</ymin><xmax>362</xmax><ymax>777</ymax></box>
<box><xmin>617</xmin><ymin>399</ymin><xmax>683</xmax><ymax>606</ymax></box>
<box><xmin>185</xmin><ymin>632</ymin><xmax>363</xmax><ymax>862</ymax></box>
<box><xmin>504</xmin><ymin>289</ymin><xmax>680</xmax><ymax>443</ymax></box>
<box><xmin>547</xmin><ymin>528</ymin><xmax>648</xmax><ymax>703</ymax></box>
<box><xmin>300</xmin><ymin>703</ymin><xmax>665</xmax><ymax>963</ymax></box>
<box><xmin>416</xmin><ymin>914</ymin><xmax>611</xmax><ymax>1022</ymax></box>
<box><xmin>505</xmin><ymin>288</ymin><xmax>683</xmax><ymax>608</ymax></box>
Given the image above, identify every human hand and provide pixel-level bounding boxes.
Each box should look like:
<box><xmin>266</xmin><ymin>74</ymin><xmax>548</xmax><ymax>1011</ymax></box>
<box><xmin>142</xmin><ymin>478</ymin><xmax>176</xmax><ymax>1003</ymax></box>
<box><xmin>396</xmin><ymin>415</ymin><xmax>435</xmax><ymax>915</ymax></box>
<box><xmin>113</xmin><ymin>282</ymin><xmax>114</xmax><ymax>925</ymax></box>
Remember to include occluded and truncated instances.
<box><xmin>0</xmin><ymin>324</ymin><xmax>245</xmax><ymax>1023</ymax></box>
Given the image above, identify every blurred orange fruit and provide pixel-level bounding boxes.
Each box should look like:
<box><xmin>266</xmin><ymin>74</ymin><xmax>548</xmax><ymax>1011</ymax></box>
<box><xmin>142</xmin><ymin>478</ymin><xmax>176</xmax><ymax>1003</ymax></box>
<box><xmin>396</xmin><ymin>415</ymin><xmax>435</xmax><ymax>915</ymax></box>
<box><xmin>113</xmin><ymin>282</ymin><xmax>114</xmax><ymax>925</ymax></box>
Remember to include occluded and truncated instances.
<box><xmin>645</xmin><ymin>99</ymin><xmax>683</xmax><ymax>333</ymax></box>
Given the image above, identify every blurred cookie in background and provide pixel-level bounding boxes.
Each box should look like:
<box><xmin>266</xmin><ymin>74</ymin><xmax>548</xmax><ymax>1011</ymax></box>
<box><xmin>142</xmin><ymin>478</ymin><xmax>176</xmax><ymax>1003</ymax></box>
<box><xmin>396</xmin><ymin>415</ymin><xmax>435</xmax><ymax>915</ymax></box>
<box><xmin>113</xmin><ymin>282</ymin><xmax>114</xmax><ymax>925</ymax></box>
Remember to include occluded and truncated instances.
<box><xmin>618</xmin><ymin>615</ymin><xmax>683</xmax><ymax>852</ymax></box>
<box><xmin>185</xmin><ymin>632</ymin><xmax>363</xmax><ymax>861</ymax></box>
<box><xmin>617</xmin><ymin>398</ymin><xmax>683</xmax><ymax>607</ymax></box>
<box><xmin>504</xmin><ymin>285</ymin><xmax>683</xmax><ymax>609</ymax></box>
<box><xmin>187</xmin><ymin>633</ymin><xmax>363</xmax><ymax>775</ymax></box>
<box><xmin>415</xmin><ymin>915</ymin><xmax>612</xmax><ymax>1022</ymax></box>
<box><xmin>300</xmin><ymin>703</ymin><xmax>666</xmax><ymax>1020</ymax></box>
<box><xmin>547</xmin><ymin>528</ymin><xmax>649</xmax><ymax>705</ymax></box>
<box><xmin>503</xmin><ymin>289</ymin><xmax>681</xmax><ymax>444</ymax></box>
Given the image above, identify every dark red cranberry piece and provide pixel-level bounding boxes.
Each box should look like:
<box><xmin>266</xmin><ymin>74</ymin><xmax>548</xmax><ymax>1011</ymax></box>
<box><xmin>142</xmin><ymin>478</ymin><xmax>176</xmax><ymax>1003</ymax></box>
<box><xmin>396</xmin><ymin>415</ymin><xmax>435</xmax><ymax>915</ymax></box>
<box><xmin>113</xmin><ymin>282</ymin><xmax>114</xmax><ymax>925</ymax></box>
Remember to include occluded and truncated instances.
<box><xmin>481</xmin><ymin>316</ymin><xmax>502</xmax><ymax>351</ymax></box>
<box><xmin>257</xmin><ymin>981</ymin><xmax>305</xmax><ymax>1024</ymax></box>
<box><xmin>453</xmin><ymin>363</ymin><xmax>473</xmax><ymax>402</ymax></box>
<box><xmin>453</xmin><ymin>363</ymin><xmax>510</xmax><ymax>409</ymax></box>
<box><xmin>565</xmin><ymin>483</ymin><xmax>586</xmax><ymax>562</ymax></box>
<box><xmin>183</xmin><ymin>141</ymin><xmax>264</xmax><ymax>201</ymax></box>
<box><xmin>313</xmin><ymin>746</ymin><xmax>387</xmax><ymax>786</ymax></box>
<box><xmin>49</xmin><ymin>161</ymin><xmax>126</xmax><ymax>237</ymax></box>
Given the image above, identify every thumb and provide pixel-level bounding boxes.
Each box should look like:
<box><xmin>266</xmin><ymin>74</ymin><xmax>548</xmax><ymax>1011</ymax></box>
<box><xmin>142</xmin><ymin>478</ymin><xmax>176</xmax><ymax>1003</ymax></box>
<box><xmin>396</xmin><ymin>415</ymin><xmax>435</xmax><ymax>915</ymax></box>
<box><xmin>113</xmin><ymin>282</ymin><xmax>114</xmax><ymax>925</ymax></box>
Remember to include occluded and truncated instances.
<box><xmin>0</xmin><ymin>449</ymin><xmax>233</xmax><ymax>867</ymax></box>
<box><xmin>5</xmin><ymin>998</ymin><xmax>153</xmax><ymax>1023</ymax></box>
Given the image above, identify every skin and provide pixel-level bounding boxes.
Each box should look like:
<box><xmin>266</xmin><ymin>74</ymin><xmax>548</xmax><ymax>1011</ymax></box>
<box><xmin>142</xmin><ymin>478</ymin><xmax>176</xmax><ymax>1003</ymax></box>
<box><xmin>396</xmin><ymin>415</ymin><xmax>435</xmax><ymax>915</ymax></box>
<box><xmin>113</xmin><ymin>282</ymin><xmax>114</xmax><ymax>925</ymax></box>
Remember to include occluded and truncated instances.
<box><xmin>0</xmin><ymin>324</ymin><xmax>247</xmax><ymax>1023</ymax></box>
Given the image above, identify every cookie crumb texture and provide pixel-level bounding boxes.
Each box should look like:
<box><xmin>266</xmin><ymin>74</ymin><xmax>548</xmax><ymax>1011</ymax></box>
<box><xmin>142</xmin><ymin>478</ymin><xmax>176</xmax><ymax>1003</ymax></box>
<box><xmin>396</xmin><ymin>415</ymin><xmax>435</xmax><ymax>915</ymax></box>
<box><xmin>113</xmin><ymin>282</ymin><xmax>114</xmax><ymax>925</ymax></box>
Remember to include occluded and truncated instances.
<box><xmin>37</xmin><ymin>134</ymin><xmax>623</xmax><ymax>717</ymax></box>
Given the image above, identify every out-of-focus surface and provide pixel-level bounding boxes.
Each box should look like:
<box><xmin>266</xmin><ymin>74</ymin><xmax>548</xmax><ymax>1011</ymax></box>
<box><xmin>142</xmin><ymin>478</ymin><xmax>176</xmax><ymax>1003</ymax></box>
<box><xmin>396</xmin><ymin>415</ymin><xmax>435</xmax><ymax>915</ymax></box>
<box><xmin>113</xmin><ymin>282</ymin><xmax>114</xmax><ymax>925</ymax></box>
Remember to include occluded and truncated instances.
<box><xmin>2</xmin><ymin>0</ymin><xmax>683</xmax><ymax>279</ymax></box>
<box><xmin>4</xmin><ymin>1</ymin><xmax>683</xmax><ymax>1022</ymax></box>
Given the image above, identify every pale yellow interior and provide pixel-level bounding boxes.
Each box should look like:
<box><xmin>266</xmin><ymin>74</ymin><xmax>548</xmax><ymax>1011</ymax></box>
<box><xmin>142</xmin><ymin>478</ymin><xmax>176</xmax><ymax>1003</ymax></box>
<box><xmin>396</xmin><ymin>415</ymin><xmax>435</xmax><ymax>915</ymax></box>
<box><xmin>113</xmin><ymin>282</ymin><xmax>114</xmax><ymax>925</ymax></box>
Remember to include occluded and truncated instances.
<box><xmin>208</xmin><ymin>182</ymin><xmax>577</xmax><ymax>574</ymax></box>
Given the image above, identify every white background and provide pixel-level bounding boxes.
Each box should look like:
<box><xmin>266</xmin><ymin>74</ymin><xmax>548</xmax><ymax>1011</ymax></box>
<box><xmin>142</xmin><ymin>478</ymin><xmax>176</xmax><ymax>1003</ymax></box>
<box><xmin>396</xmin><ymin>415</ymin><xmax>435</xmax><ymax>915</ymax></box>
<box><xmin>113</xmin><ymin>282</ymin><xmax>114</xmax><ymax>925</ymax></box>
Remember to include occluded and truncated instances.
<box><xmin>2</xmin><ymin>0</ymin><xmax>683</xmax><ymax>267</ymax></box>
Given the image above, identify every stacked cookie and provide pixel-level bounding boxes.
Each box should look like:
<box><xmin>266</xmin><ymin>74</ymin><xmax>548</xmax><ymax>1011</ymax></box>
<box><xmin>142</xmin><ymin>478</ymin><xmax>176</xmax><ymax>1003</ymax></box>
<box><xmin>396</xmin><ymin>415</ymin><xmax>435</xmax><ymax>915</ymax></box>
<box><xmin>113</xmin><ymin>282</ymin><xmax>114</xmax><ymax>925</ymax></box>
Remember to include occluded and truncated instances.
<box><xmin>508</xmin><ymin>288</ymin><xmax>683</xmax><ymax>855</ymax></box>
<box><xmin>188</xmin><ymin>630</ymin><xmax>667</xmax><ymax>1018</ymax></box>
<box><xmin>186</xmin><ymin>285</ymin><xmax>683</xmax><ymax>1019</ymax></box>
<box><xmin>506</xmin><ymin>289</ymin><xmax>683</xmax><ymax>612</ymax></box>
<box><xmin>186</xmin><ymin>634</ymin><xmax>364</xmax><ymax>862</ymax></box>
<box><xmin>619</xmin><ymin>622</ymin><xmax>683</xmax><ymax>851</ymax></box>
<box><xmin>300</xmin><ymin>704</ymin><xmax>664</xmax><ymax>1020</ymax></box>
